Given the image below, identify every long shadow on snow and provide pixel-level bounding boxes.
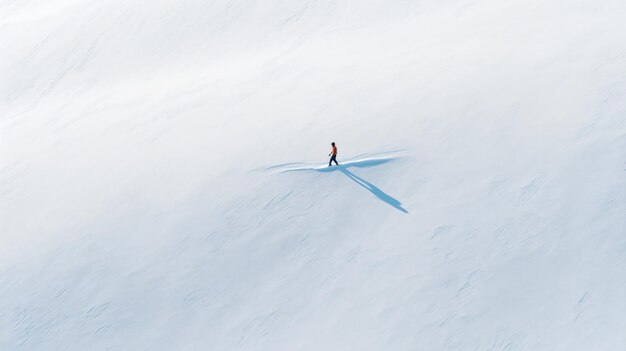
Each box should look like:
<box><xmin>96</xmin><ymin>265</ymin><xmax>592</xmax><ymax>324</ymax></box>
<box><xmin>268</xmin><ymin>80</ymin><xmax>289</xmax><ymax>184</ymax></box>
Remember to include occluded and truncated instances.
<box><xmin>270</xmin><ymin>156</ymin><xmax>408</xmax><ymax>213</ymax></box>
<box><xmin>318</xmin><ymin>164</ymin><xmax>408</xmax><ymax>214</ymax></box>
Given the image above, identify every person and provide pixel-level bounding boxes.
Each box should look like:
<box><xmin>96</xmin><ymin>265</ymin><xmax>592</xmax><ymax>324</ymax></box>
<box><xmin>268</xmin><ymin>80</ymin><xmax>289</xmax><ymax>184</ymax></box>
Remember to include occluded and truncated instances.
<box><xmin>328</xmin><ymin>142</ymin><xmax>339</xmax><ymax>166</ymax></box>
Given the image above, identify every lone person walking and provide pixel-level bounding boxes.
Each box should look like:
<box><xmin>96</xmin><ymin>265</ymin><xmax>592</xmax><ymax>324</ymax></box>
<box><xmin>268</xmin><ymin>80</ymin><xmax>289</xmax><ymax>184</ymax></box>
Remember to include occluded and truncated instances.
<box><xmin>328</xmin><ymin>142</ymin><xmax>339</xmax><ymax>167</ymax></box>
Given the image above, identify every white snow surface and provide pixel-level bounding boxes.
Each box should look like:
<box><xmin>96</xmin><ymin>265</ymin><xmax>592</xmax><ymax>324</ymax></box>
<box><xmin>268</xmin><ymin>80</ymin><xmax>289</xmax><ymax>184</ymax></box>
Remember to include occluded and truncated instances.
<box><xmin>1</xmin><ymin>0</ymin><xmax>626</xmax><ymax>350</ymax></box>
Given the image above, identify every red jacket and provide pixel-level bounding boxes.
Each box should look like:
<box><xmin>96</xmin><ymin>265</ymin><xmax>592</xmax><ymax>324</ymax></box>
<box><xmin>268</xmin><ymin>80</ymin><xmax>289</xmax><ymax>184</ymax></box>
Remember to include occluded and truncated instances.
<box><xmin>330</xmin><ymin>146</ymin><xmax>337</xmax><ymax>155</ymax></box>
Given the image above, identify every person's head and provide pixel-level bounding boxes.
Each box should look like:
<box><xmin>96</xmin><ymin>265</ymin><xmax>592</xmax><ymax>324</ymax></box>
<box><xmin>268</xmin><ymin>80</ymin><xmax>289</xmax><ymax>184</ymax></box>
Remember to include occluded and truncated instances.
<box><xmin>331</xmin><ymin>142</ymin><xmax>335</xmax><ymax>146</ymax></box>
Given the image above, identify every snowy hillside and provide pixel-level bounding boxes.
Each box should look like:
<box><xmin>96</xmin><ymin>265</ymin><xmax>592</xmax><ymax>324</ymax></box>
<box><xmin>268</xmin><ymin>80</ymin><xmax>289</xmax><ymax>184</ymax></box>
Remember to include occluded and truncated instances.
<box><xmin>1</xmin><ymin>0</ymin><xmax>625</xmax><ymax>350</ymax></box>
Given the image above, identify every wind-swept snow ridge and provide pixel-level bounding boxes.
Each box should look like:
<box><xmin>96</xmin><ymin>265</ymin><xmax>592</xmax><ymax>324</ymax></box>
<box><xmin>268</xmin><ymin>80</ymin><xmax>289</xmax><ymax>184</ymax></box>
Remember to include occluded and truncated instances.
<box><xmin>266</xmin><ymin>151</ymin><xmax>405</xmax><ymax>173</ymax></box>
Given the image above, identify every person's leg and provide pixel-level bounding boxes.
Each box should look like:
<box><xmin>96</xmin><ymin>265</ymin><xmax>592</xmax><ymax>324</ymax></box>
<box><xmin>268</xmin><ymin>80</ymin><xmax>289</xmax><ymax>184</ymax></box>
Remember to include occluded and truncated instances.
<box><xmin>332</xmin><ymin>155</ymin><xmax>338</xmax><ymax>165</ymax></box>
<box><xmin>329</xmin><ymin>156</ymin><xmax>333</xmax><ymax>167</ymax></box>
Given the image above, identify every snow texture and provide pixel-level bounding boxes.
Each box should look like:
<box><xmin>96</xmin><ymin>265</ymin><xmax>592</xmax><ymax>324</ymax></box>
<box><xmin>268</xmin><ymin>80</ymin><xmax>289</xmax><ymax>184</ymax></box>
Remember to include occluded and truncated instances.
<box><xmin>1</xmin><ymin>0</ymin><xmax>625</xmax><ymax>350</ymax></box>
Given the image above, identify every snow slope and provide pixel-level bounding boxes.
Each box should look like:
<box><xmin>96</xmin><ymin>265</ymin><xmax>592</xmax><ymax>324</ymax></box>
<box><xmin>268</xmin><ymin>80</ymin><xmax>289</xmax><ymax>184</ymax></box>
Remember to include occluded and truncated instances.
<box><xmin>1</xmin><ymin>0</ymin><xmax>625</xmax><ymax>350</ymax></box>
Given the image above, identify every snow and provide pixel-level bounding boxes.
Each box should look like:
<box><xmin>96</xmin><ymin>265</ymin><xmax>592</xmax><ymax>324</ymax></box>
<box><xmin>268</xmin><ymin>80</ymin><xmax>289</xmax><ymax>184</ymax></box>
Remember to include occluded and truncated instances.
<box><xmin>1</xmin><ymin>0</ymin><xmax>625</xmax><ymax>350</ymax></box>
